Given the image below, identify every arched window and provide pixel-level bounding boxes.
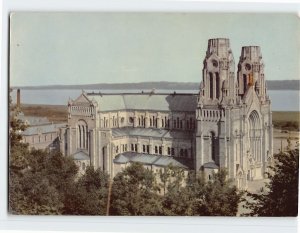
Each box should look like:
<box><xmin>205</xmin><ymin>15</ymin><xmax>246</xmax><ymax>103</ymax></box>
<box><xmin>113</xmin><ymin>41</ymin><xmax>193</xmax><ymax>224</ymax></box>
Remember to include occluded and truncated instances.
<box><xmin>209</xmin><ymin>72</ymin><xmax>213</xmax><ymax>99</ymax></box>
<box><xmin>210</xmin><ymin>132</ymin><xmax>216</xmax><ymax>162</ymax></box>
<box><xmin>216</xmin><ymin>72</ymin><xmax>220</xmax><ymax>99</ymax></box>
<box><xmin>77</xmin><ymin>120</ymin><xmax>88</xmax><ymax>150</ymax></box>
<box><xmin>248</xmin><ymin>111</ymin><xmax>261</xmax><ymax>161</ymax></box>
<box><xmin>243</xmin><ymin>74</ymin><xmax>248</xmax><ymax>93</ymax></box>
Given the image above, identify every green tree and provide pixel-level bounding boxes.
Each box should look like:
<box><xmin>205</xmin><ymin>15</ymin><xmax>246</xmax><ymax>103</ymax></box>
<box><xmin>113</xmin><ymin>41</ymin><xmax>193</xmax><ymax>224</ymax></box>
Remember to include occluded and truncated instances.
<box><xmin>63</xmin><ymin>166</ymin><xmax>109</xmax><ymax>215</ymax></box>
<box><xmin>161</xmin><ymin>169</ymin><xmax>241</xmax><ymax>216</ymax></box>
<box><xmin>243</xmin><ymin>149</ymin><xmax>299</xmax><ymax>216</ymax></box>
<box><xmin>198</xmin><ymin>169</ymin><xmax>242</xmax><ymax>216</ymax></box>
<box><xmin>110</xmin><ymin>163</ymin><xmax>162</xmax><ymax>215</ymax></box>
<box><xmin>160</xmin><ymin>165</ymin><xmax>194</xmax><ymax>216</ymax></box>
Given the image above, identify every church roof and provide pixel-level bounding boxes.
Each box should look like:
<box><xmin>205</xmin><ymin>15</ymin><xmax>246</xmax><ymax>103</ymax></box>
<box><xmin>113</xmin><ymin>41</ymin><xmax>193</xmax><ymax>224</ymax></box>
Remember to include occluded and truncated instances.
<box><xmin>18</xmin><ymin>115</ymin><xmax>50</xmax><ymax>126</ymax></box>
<box><xmin>71</xmin><ymin>150</ymin><xmax>90</xmax><ymax>161</ymax></box>
<box><xmin>86</xmin><ymin>93</ymin><xmax>198</xmax><ymax>112</ymax></box>
<box><xmin>113</xmin><ymin>152</ymin><xmax>191</xmax><ymax>169</ymax></box>
<box><xmin>22</xmin><ymin>123</ymin><xmax>66</xmax><ymax>136</ymax></box>
<box><xmin>112</xmin><ymin>127</ymin><xmax>194</xmax><ymax>140</ymax></box>
<box><xmin>203</xmin><ymin>162</ymin><xmax>219</xmax><ymax>169</ymax></box>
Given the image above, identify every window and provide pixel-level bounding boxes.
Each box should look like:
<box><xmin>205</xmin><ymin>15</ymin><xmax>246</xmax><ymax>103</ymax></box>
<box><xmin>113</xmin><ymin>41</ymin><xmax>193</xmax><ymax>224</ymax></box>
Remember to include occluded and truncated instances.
<box><xmin>180</xmin><ymin>149</ymin><xmax>184</xmax><ymax>157</ymax></box>
<box><xmin>129</xmin><ymin>117</ymin><xmax>134</xmax><ymax>124</ymax></box>
<box><xmin>167</xmin><ymin>147</ymin><xmax>171</xmax><ymax>155</ymax></box>
<box><xmin>135</xmin><ymin>144</ymin><xmax>137</xmax><ymax>152</ymax></box>
<box><xmin>121</xmin><ymin>117</ymin><xmax>125</xmax><ymax>123</ymax></box>
<box><xmin>171</xmin><ymin>148</ymin><xmax>175</xmax><ymax>156</ymax></box>
<box><xmin>143</xmin><ymin>145</ymin><xmax>146</xmax><ymax>153</ymax></box>
<box><xmin>185</xmin><ymin>149</ymin><xmax>188</xmax><ymax>157</ymax></box>
<box><xmin>116</xmin><ymin>146</ymin><xmax>119</xmax><ymax>153</ymax></box>
<box><xmin>155</xmin><ymin>146</ymin><xmax>158</xmax><ymax>154</ymax></box>
<box><xmin>216</xmin><ymin>73</ymin><xmax>220</xmax><ymax>99</ymax></box>
<box><xmin>131</xmin><ymin>144</ymin><xmax>134</xmax><ymax>151</ymax></box>
<box><xmin>147</xmin><ymin>145</ymin><xmax>150</xmax><ymax>153</ymax></box>
<box><xmin>209</xmin><ymin>72</ymin><xmax>213</xmax><ymax>99</ymax></box>
<box><xmin>159</xmin><ymin>146</ymin><xmax>162</xmax><ymax>155</ymax></box>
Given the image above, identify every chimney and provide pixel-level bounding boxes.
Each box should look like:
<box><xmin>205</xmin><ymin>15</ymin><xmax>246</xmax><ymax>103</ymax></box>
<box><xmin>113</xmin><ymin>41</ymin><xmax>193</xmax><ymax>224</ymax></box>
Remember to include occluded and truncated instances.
<box><xmin>17</xmin><ymin>89</ymin><xmax>20</xmax><ymax>108</ymax></box>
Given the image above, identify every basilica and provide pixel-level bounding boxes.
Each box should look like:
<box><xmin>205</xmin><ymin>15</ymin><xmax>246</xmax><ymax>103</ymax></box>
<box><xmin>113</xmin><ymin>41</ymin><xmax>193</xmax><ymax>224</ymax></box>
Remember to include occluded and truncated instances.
<box><xmin>59</xmin><ymin>38</ymin><xmax>273</xmax><ymax>189</ymax></box>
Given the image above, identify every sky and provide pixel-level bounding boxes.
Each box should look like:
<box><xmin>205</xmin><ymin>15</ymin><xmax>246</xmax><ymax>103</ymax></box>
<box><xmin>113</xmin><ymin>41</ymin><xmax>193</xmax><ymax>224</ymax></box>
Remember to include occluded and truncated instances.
<box><xmin>10</xmin><ymin>12</ymin><xmax>300</xmax><ymax>86</ymax></box>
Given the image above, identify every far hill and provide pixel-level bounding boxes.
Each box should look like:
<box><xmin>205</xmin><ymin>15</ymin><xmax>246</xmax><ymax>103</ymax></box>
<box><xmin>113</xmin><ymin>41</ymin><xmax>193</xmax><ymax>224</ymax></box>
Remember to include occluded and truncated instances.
<box><xmin>12</xmin><ymin>80</ymin><xmax>300</xmax><ymax>90</ymax></box>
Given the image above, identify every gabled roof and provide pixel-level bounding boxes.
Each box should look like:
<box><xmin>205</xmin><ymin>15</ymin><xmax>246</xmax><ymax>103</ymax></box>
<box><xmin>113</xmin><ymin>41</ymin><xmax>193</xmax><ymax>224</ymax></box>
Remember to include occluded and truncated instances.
<box><xmin>22</xmin><ymin>123</ymin><xmax>66</xmax><ymax>136</ymax></box>
<box><xmin>86</xmin><ymin>93</ymin><xmax>198</xmax><ymax>112</ymax></box>
<box><xmin>18</xmin><ymin>115</ymin><xmax>49</xmax><ymax>126</ymax></box>
<box><xmin>203</xmin><ymin>162</ymin><xmax>219</xmax><ymax>169</ymax></box>
<box><xmin>113</xmin><ymin>152</ymin><xmax>192</xmax><ymax>169</ymax></box>
<box><xmin>71</xmin><ymin>150</ymin><xmax>90</xmax><ymax>161</ymax></box>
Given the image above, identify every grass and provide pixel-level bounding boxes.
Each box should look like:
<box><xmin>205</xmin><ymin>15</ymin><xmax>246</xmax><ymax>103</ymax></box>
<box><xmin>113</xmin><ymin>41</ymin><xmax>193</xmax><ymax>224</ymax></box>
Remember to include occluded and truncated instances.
<box><xmin>272</xmin><ymin>111</ymin><xmax>300</xmax><ymax>131</ymax></box>
<box><xmin>272</xmin><ymin>111</ymin><xmax>300</xmax><ymax>122</ymax></box>
<box><xmin>19</xmin><ymin>104</ymin><xmax>68</xmax><ymax>123</ymax></box>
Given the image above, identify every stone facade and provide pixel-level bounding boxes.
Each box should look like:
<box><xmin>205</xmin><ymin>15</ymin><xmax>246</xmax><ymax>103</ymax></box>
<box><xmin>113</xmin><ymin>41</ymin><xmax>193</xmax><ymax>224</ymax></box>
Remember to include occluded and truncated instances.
<box><xmin>59</xmin><ymin>38</ymin><xmax>273</xmax><ymax>189</ymax></box>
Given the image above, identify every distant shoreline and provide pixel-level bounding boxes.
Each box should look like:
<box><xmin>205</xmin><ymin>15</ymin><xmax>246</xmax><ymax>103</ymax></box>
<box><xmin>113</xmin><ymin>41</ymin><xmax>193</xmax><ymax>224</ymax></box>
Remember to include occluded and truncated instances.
<box><xmin>11</xmin><ymin>80</ymin><xmax>300</xmax><ymax>91</ymax></box>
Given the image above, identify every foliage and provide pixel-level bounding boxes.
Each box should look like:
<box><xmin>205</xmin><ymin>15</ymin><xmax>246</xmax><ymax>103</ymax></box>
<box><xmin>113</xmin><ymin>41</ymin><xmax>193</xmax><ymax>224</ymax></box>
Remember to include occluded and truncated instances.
<box><xmin>110</xmin><ymin>163</ymin><xmax>162</xmax><ymax>215</ymax></box>
<box><xmin>243</xmin><ymin>149</ymin><xmax>299</xmax><ymax>216</ymax></box>
<box><xmin>160</xmin><ymin>165</ymin><xmax>195</xmax><ymax>216</ymax></box>
<box><xmin>9</xmin><ymin>148</ymin><xmax>78</xmax><ymax>215</ymax></box>
<box><xmin>63</xmin><ymin>166</ymin><xmax>109</xmax><ymax>215</ymax></box>
<box><xmin>161</xmin><ymin>169</ymin><xmax>242</xmax><ymax>216</ymax></box>
<box><xmin>199</xmin><ymin>169</ymin><xmax>242</xmax><ymax>216</ymax></box>
<box><xmin>109</xmin><ymin>163</ymin><xmax>241</xmax><ymax>216</ymax></box>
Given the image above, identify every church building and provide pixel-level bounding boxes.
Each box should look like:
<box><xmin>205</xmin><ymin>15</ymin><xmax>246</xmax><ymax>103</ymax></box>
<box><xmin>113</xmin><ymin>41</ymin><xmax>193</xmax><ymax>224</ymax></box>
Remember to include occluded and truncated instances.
<box><xmin>59</xmin><ymin>38</ymin><xmax>273</xmax><ymax>189</ymax></box>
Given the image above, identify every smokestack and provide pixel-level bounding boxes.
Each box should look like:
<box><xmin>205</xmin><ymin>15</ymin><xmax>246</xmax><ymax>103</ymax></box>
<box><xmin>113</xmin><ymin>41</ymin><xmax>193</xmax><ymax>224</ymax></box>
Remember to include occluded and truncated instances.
<box><xmin>17</xmin><ymin>89</ymin><xmax>20</xmax><ymax>108</ymax></box>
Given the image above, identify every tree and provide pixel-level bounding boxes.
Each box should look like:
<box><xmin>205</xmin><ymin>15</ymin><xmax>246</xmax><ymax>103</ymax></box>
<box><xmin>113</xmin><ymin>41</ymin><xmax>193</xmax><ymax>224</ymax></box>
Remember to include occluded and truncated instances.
<box><xmin>243</xmin><ymin>149</ymin><xmax>299</xmax><ymax>216</ymax></box>
<box><xmin>9</xmin><ymin>148</ymin><xmax>78</xmax><ymax>215</ymax></box>
<box><xmin>161</xmin><ymin>169</ymin><xmax>242</xmax><ymax>216</ymax></box>
<box><xmin>109</xmin><ymin>163</ymin><xmax>162</xmax><ymax>215</ymax></box>
<box><xmin>160</xmin><ymin>165</ymin><xmax>194</xmax><ymax>216</ymax></box>
<box><xmin>63</xmin><ymin>166</ymin><xmax>109</xmax><ymax>215</ymax></box>
<box><xmin>198</xmin><ymin>169</ymin><xmax>242</xmax><ymax>216</ymax></box>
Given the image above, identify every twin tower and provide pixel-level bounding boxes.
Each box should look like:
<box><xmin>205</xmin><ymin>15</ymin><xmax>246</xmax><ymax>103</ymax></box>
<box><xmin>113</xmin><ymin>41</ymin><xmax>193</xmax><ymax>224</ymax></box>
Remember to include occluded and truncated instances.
<box><xmin>196</xmin><ymin>38</ymin><xmax>272</xmax><ymax>189</ymax></box>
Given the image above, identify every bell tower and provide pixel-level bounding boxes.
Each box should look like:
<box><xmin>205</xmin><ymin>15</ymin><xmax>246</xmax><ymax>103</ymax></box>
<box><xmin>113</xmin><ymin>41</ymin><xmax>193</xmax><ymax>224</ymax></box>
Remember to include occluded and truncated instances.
<box><xmin>199</xmin><ymin>38</ymin><xmax>236</xmax><ymax>105</ymax></box>
<box><xmin>237</xmin><ymin>46</ymin><xmax>267</xmax><ymax>101</ymax></box>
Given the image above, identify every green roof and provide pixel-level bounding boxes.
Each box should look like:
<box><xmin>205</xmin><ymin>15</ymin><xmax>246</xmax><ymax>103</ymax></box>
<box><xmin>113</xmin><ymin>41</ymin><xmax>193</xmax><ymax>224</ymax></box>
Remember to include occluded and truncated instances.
<box><xmin>71</xmin><ymin>150</ymin><xmax>90</xmax><ymax>161</ymax></box>
<box><xmin>87</xmin><ymin>93</ymin><xmax>198</xmax><ymax>112</ymax></box>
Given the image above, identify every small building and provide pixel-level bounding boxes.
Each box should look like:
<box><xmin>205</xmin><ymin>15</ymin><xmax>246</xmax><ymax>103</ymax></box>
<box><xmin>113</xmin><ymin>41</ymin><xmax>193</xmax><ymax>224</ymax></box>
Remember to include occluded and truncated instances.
<box><xmin>22</xmin><ymin>122</ymin><xmax>66</xmax><ymax>151</ymax></box>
